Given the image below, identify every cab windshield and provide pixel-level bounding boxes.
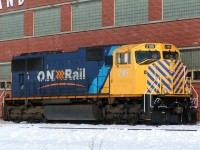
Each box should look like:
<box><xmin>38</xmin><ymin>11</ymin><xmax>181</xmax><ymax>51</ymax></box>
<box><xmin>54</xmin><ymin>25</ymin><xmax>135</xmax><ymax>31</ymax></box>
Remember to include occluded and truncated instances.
<box><xmin>163</xmin><ymin>51</ymin><xmax>179</xmax><ymax>60</ymax></box>
<box><xmin>135</xmin><ymin>51</ymin><xmax>160</xmax><ymax>64</ymax></box>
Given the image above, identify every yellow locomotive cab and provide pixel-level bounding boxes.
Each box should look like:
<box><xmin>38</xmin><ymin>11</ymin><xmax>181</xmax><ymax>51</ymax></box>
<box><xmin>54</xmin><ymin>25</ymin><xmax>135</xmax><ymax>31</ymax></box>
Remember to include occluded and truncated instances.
<box><xmin>103</xmin><ymin>43</ymin><xmax>194</xmax><ymax>97</ymax></box>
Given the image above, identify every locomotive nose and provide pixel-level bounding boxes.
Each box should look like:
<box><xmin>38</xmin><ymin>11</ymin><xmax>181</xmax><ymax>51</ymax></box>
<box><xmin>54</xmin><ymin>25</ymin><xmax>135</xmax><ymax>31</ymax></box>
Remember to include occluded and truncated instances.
<box><xmin>146</xmin><ymin>60</ymin><xmax>191</xmax><ymax>95</ymax></box>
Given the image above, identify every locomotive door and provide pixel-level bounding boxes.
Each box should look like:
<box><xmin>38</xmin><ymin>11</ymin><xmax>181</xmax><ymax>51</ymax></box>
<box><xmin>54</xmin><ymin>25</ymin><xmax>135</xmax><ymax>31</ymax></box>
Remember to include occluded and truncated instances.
<box><xmin>19</xmin><ymin>73</ymin><xmax>26</xmax><ymax>97</ymax></box>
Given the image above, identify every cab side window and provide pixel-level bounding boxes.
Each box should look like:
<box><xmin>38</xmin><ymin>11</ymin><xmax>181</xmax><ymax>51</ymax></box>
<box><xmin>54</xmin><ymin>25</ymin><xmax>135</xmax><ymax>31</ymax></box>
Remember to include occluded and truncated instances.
<box><xmin>116</xmin><ymin>52</ymin><xmax>131</xmax><ymax>64</ymax></box>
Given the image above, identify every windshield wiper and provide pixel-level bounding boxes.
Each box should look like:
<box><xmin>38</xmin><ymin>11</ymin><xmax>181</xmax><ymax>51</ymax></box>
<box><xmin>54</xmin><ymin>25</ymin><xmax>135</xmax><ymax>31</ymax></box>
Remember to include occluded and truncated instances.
<box><xmin>138</xmin><ymin>58</ymin><xmax>157</xmax><ymax>65</ymax></box>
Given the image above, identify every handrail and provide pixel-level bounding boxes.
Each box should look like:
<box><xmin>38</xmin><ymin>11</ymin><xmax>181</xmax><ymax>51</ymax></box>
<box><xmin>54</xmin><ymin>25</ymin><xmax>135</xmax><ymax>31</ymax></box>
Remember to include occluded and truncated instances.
<box><xmin>183</xmin><ymin>76</ymin><xmax>198</xmax><ymax>108</ymax></box>
<box><xmin>183</xmin><ymin>66</ymin><xmax>186</xmax><ymax>94</ymax></box>
<box><xmin>0</xmin><ymin>91</ymin><xmax>5</xmax><ymax>99</ymax></box>
<box><xmin>0</xmin><ymin>90</ymin><xmax>6</xmax><ymax>105</ymax></box>
<box><xmin>191</xmin><ymin>85</ymin><xmax>198</xmax><ymax>108</ymax></box>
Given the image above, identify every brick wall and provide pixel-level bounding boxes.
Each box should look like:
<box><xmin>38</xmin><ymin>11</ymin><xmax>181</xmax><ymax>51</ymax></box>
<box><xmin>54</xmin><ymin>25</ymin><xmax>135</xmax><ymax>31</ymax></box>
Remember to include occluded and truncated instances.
<box><xmin>24</xmin><ymin>11</ymin><xmax>34</xmax><ymax>36</ymax></box>
<box><xmin>1</xmin><ymin>0</ymin><xmax>200</xmax><ymax>62</ymax></box>
<box><xmin>148</xmin><ymin>0</ymin><xmax>162</xmax><ymax>21</ymax></box>
<box><xmin>1</xmin><ymin>18</ymin><xmax>200</xmax><ymax>62</ymax></box>
<box><xmin>102</xmin><ymin>0</ymin><xmax>115</xmax><ymax>27</ymax></box>
<box><xmin>61</xmin><ymin>4</ymin><xmax>72</xmax><ymax>32</ymax></box>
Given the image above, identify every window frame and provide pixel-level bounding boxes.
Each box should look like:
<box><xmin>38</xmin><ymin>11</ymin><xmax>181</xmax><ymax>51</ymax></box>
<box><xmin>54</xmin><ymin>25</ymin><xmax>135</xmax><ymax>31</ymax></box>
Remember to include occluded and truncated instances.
<box><xmin>135</xmin><ymin>51</ymin><xmax>161</xmax><ymax>64</ymax></box>
<box><xmin>116</xmin><ymin>52</ymin><xmax>132</xmax><ymax>65</ymax></box>
<box><xmin>163</xmin><ymin>51</ymin><xmax>179</xmax><ymax>60</ymax></box>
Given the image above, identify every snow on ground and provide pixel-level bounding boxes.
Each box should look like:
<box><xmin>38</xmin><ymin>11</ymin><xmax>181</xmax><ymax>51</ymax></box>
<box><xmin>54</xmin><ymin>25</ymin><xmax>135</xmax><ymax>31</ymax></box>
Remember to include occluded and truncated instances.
<box><xmin>0</xmin><ymin>120</ymin><xmax>200</xmax><ymax>150</ymax></box>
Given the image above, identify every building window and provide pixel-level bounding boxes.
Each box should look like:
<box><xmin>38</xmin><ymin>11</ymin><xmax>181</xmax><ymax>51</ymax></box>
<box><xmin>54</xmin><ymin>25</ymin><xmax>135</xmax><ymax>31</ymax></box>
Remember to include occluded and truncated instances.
<box><xmin>193</xmin><ymin>71</ymin><xmax>200</xmax><ymax>80</ymax></box>
<box><xmin>163</xmin><ymin>0</ymin><xmax>200</xmax><ymax>20</ymax></box>
<box><xmin>181</xmin><ymin>49</ymin><xmax>200</xmax><ymax>70</ymax></box>
<box><xmin>0</xmin><ymin>63</ymin><xmax>11</xmax><ymax>90</ymax></box>
<box><xmin>34</xmin><ymin>7</ymin><xmax>60</xmax><ymax>36</ymax></box>
<box><xmin>0</xmin><ymin>13</ymin><xmax>23</xmax><ymax>40</ymax></box>
<box><xmin>72</xmin><ymin>0</ymin><xmax>102</xmax><ymax>31</ymax></box>
<box><xmin>183</xmin><ymin>70</ymin><xmax>200</xmax><ymax>81</ymax></box>
<box><xmin>181</xmin><ymin>48</ymin><xmax>200</xmax><ymax>81</ymax></box>
<box><xmin>115</xmin><ymin>0</ymin><xmax>148</xmax><ymax>26</ymax></box>
<box><xmin>0</xmin><ymin>63</ymin><xmax>11</xmax><ymax>81</ymax></box>
<box><xmin>0</xmin><ymin>81</ymin><xmax>11</xmax><ymax>90</ymax></box>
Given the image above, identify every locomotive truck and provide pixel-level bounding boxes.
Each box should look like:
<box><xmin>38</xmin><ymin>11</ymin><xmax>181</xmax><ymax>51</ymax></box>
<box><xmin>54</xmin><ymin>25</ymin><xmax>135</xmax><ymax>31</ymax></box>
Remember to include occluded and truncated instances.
<box><xmin>2</xmin><ymin>43</ymin><xmax>198</xmax><ymax>124</ymax></box>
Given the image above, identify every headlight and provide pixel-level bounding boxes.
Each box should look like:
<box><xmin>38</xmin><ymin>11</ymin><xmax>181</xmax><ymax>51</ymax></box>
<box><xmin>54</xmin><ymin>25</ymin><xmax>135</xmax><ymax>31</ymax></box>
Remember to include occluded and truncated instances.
<box><xmin>162</xmin><ymin>88</ymin><xmax>168</xmax><ymax>94</ymax></box>
<box><xmin>186</xmin><ymin>89</ymin><xmax>191</xmax><ymax>94</ymax></box>
<box><xmin>170</xmin><ymin>68</ymin><xmax>175</xmax><ymax>73</ymax></box>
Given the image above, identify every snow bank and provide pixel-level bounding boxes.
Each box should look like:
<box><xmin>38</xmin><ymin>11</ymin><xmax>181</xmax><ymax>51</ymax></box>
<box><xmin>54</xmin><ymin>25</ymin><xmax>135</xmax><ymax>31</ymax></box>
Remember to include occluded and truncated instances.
<box><xmin>0</xmin><ymin>121</ymin><xmax>199</xmax><ymax>150</ymax></box>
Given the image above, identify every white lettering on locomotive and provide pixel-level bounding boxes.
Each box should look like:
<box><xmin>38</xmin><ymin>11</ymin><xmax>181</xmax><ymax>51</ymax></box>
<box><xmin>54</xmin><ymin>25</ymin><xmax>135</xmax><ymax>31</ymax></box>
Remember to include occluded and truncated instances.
<box><xmin>119</xmin><ymin>69</ymin><xmax>128</xmax><ymax>76</ymax></box>
<box><xmin>37</xmin><ymin>68</ymin><xmax>85</xmax><ymax>82</ymax></box>
<box><xmin>37</xmin><ymin>71</ymin><xmax>45</xmax><ymax>82</ymax></box>
<box><xmin>65</xmin><ymin>69</ymin><xmax>72</xmax><ymax>80</ymax></box>
<box><xmin>46</xmin><ymin>70</ymin><xmax>54</xmax><ymax>81</ymax></box>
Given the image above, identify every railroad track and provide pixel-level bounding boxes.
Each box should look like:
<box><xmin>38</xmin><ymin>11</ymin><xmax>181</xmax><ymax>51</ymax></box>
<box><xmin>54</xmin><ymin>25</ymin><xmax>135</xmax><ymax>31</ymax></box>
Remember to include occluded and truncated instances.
<box><xmin>38</xmin><ymin>126</ymin><xmax>197</xmax><ymax>132</ymax></box>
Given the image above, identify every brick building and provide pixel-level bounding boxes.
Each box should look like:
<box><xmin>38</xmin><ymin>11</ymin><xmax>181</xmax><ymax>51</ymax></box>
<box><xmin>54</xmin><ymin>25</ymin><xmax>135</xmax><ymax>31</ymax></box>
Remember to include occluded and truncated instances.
<box><xmin>0</xmin><ymin>0</ymin><xmax>200</xmax><ymax>118</ymax></box>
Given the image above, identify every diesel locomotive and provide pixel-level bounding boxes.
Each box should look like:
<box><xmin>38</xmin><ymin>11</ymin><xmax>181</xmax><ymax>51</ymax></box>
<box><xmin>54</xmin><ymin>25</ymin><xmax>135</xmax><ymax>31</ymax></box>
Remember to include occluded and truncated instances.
<box><xmin>3</xmin><ymin>43</ymin><xmax>198</xmax><ymax>124</ymax></box>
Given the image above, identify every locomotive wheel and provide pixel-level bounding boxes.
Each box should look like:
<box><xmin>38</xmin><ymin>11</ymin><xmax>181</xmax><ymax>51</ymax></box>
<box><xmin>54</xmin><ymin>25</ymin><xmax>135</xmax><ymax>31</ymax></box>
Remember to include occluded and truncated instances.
<box><xmin>10</xmin><ymin>113</ymin><xmax>21</xmax><ymax>123</ymax></box>
<box><xmin>127</xmin><ymin>113</ymin><xmax>138</xmax><ymax>125</ymax></box>
<box><xmin>34</xmin><ymin>112</ymin><xmax>42</xmax><ymax>121</ymax></box>
<box><xmin>37</xmin><ymin>113</ymin><xmax>48</xmax><ymax>123</ymax></box>
<box><xmin>9</xmin><ymin>110</ymin><xmax>21</xmax><ymax>123</ymax></box>
<box><xmin>21</xmin><ymin>112</ymin><xmax>29</xmax><ymax>121</ymax></box>
<box><xmin>111</xmin><ymin>117</ymin><xmax>121</xmax><ymax>124</ymax></box>
<box><xmin>105</xmin><ymin>113</ymin><xmax>121</xmax><ymax>124</ymax></box>
<box><xmin>2</xmin><ymin>103</ymin><xmax>9</xmax><ymax>121</ymax></box>
<box><xmin>107</xmin><ymin>118</ymin><xmax>120</xmax><ymax>124</ymax></box>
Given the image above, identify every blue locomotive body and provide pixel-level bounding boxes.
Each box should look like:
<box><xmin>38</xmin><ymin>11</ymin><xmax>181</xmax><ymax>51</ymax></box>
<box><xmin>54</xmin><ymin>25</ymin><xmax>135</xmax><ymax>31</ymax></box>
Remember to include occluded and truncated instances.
<box><xmin>12</xmin><ymin>45</ymin><xmax>119</xmax><ymax>98</ymax></box>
